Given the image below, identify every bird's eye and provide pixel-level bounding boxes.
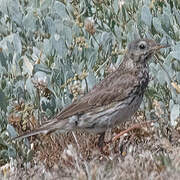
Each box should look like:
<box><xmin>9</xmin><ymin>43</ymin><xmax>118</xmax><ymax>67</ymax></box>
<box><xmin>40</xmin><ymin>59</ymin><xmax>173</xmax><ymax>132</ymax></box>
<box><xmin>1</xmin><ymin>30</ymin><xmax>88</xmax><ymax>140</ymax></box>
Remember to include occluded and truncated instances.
<box><xmin>139</xmin><ymin>42</ymin><xmax>146</xmax><ymax>50</ymax></box>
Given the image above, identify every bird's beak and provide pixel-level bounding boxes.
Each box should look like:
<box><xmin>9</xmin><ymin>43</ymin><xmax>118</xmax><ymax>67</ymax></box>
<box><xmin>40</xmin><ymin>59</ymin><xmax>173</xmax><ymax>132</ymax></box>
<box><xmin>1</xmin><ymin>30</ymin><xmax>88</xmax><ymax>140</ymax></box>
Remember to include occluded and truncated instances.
<box><xmin>151</xmin><ymin>44</ymin><xmax>170</xmax><ymax>51</ymax></box>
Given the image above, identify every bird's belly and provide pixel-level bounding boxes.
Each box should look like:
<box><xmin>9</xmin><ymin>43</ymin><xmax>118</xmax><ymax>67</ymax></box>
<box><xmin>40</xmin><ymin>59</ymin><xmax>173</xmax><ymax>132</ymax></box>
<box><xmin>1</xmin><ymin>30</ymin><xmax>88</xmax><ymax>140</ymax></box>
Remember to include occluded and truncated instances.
<box><xmin>76</xmin><ymin>95</ymin><xmax>143</xmax><ymax>133</ymax></box>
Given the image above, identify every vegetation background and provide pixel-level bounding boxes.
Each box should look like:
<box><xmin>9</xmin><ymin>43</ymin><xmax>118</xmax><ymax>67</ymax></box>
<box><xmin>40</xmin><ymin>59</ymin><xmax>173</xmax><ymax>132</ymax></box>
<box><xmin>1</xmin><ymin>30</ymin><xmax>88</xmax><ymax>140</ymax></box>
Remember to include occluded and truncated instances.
<box><xmin>0</xmin><ymin>0</ymin><xmax>180</xmax><ymax>179</ymax></box>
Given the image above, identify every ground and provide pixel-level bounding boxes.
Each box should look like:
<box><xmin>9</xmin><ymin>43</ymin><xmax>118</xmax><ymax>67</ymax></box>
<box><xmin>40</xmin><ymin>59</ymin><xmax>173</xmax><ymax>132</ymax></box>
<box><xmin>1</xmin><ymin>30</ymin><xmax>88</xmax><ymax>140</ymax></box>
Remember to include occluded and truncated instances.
<box><xmin>2</xmin><ymin>112</ymin><xmax>180</xmax><ymax>180</ymax></box>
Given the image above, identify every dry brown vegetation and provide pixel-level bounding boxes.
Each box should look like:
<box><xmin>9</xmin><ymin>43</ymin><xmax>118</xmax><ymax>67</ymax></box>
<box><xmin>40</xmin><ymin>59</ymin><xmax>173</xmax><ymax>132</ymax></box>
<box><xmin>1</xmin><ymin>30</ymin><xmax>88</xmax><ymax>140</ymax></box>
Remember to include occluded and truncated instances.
<box><xmin>3</xmin><ymin>111</ymin><xmax>180</xmax><ymax>180</ymax></box>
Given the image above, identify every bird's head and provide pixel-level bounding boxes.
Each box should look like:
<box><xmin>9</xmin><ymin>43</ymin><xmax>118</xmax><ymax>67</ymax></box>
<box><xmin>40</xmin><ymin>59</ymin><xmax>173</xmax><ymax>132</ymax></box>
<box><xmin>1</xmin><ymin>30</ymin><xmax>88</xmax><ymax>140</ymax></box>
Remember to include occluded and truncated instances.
<box><xmin>127</xmin><ymin>39</ymin><xmax>169</xmax><ymax>65</ymax></box>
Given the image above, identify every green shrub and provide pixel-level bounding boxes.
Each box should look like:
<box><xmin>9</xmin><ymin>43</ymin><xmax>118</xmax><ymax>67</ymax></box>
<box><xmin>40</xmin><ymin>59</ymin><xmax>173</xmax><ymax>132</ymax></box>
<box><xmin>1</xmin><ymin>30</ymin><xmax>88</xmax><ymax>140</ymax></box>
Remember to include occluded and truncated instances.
<box><xmin>0</xmin><ymin>0</ymin><xmax>179</xmax><ymax>165</ymax></box>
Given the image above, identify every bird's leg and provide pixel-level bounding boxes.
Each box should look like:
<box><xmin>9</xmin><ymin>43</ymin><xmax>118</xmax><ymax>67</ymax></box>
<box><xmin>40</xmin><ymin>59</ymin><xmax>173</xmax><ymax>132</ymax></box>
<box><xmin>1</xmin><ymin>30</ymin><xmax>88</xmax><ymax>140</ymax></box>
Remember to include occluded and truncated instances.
<box><xmin>98</xmin><ymin>132</ymin><xmax>105</xmax><ymax>149</ymax></box>
<box><xmin>112</xmin><ymin>121</ymin><xmax>155</xmax><ymax>142</ymax></box>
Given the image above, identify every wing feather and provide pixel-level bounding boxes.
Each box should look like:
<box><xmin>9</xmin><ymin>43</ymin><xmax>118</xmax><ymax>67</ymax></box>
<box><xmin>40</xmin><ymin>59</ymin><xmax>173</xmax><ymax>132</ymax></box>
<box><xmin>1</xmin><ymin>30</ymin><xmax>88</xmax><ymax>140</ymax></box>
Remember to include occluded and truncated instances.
<box><xmin>56</xmin><ymin>72</ymin><xmax>138</xmax><ymax>119</ymax></box>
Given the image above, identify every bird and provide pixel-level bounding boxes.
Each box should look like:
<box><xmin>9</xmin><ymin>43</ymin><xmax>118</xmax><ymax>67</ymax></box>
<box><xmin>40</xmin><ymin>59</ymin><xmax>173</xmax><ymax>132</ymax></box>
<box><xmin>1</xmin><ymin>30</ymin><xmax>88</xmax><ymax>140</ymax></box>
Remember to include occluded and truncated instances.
<box><xmin>13</xmin><ymin>39</ymin><xmax>169</xmax><ymax>144</ymax></box>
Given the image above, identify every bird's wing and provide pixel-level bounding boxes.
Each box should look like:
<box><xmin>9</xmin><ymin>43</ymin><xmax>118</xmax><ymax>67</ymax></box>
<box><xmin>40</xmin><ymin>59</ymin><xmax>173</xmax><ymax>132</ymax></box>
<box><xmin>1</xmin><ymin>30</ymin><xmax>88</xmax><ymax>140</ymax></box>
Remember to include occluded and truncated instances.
<box><xmin>89</xmin><ymin>74</ymin><xmax>138</xmax><ymax>106</ymax></box>
<box><xmin>56</xmin><ymin>72</ymin><xmax>138</xmax><ymax>119</ymax></box>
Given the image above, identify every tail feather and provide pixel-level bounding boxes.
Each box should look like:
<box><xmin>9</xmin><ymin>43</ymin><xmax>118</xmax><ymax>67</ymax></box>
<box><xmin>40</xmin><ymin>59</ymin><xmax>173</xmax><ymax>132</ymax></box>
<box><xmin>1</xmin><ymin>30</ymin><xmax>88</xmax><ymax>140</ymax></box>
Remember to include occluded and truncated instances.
<box><xmin>12</xmin><ymin>118</ymin><xmax>68</xmax><ymax>140</ymax></box>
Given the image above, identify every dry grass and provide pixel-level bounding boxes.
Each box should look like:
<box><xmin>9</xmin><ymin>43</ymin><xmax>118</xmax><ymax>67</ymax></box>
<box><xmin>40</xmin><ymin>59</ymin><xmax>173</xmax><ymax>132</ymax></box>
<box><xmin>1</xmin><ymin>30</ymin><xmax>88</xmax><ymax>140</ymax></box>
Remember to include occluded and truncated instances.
<box><xmin>2</xmin><ymin>112</ymin><xmax>180</xmax><ymax>180</ymax></box>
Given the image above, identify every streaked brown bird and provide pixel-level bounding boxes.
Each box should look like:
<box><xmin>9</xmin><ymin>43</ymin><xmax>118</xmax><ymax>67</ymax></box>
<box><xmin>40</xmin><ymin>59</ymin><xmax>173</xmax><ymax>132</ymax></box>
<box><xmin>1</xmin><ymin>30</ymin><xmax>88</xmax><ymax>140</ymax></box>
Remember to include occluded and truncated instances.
<box><xmin>13</xmin><ymin>39</ymin><xmax>169</xmax><ymax>144</ymax></box>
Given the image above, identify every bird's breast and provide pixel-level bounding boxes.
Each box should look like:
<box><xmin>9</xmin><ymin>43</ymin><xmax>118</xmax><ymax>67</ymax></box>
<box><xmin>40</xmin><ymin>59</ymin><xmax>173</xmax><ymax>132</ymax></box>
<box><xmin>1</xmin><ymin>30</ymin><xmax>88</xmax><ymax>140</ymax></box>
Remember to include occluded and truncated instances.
<box><xmin>137</xmin><ymin>66</ymin><xmax>149</xmax><ymax>94</ymax></box>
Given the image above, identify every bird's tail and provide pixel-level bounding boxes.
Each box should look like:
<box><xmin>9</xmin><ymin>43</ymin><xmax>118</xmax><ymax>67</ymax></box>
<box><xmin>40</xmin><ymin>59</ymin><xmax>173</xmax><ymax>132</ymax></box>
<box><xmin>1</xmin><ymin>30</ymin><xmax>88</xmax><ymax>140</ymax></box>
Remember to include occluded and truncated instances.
<box><xmin>12</xmin><ymin>118</ymin><xmax>68</xmax><ymax>140</ymax></box>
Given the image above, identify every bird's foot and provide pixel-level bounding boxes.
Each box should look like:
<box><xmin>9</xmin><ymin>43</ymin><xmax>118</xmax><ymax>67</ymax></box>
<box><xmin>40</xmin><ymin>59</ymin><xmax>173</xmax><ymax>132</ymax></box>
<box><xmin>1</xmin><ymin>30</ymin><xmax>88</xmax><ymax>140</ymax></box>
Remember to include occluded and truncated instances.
<box><xmin>97</xmin><ymin>132</ymin><xmax>112</xmax><ymax>155</ymax></box>
<box><xmin>97</xmin><ymin>132</ymin><xmax>105</xmax><ymax>149</ymax></box>
<box><xmin>112</xmin><ymin>121</ymin><xmax>155</xmax><ymax>142</ymax></box>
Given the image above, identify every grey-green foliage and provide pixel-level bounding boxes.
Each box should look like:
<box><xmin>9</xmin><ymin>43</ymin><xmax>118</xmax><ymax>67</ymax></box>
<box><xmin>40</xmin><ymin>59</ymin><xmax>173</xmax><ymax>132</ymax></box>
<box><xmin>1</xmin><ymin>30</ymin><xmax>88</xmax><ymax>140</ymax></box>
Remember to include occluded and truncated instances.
<box><xmin>0</xmin><ymin>0</ymin><xmax>179</xmax><ymax>163</ymax></box>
